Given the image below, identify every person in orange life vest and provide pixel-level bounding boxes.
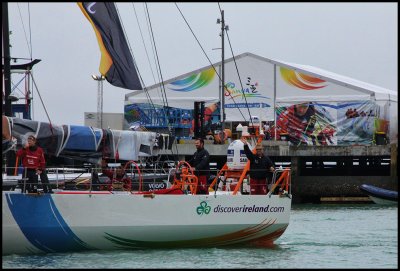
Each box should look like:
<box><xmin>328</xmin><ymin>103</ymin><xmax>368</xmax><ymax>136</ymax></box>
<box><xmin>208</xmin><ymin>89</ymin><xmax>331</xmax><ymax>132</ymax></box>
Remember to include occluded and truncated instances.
<box><xmin>276</xmin><ymin>102</ymin><xmax>317</xmax><ymax>146</ymax></box>
<box><xmin>241</xmin><ymin>138</ymin><xmax>275</xmax><ymax>195</ymax></box>
<box><xmin>16</xmin><ymin>135</ymin><xmax>46</xmax><ymax>193</ymax></box>
<box><xmin>188</xmin><ymin>138</ymin><xmax>210</xmax><ymax>195</ymax></box>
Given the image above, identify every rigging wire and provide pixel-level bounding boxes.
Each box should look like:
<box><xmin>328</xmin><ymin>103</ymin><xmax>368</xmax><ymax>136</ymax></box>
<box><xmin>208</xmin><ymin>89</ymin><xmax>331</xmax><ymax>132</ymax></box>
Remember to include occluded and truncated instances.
<box><xmin>14</xmin><ymin>3</ymin><xmax>38</xmax><ymax>124</ymax></box>
<box><xmin>116</xmin><ymin>3</ymin><xmax>178</xmax><ymax>158</ymax></box>
<box><xmin>144</xmin><ymin>4</ymin><xmax>163</xmax><ymax>100</ymax></box>
<box><xmin>121</xmin><ymin>3</ymin><xmax>178</xmax><ymax>157</ymax></box>
<box><xmin>139</xmin><ymin>4</ymin><xmax>164</xmax><ymax>102</ymax></box>
<box><xmin>115</xmin><ymin>2</ymin><xmax>158</xmax><ymax>119</ymax></box>
<box><xmin>115</xmin><ymin>5</ymin><xmax>177</xmax><ymax>158</ymax></box>
<box><xmin>28</xmin><ymin>3</ymin><xmax>32</xmax><ymax>60</ymax></box>
<box><xmin>10</xmin><ymin>75</ymin><xmax>27</xmax><ymax>97</ymax></box>
<box><xmin>144</xmin><ymin>3</ymin><xmax>170</xmax><ymax>111</ymax></box>
<box><xmin>174</xmin><ymin>2</ymin><xmax>247</xmax><ymax>122</ymax></box>
<box><xmin>114</xmin><ymin>3</ymin><xmax>145</xmax><ymax>92</ymax></box>
<box><xmin>218</xmin><ymin>3</ymin><xmax>254</xmax><ymax>127</ymax></box>
<box><xmin>144</xmin><ymin>3</ymin><xmax>180</xmax><ymax>158</ymax></box>
<box><xmin>114</xmin><ymin>4</ymin><xmax>157</xmax><ymax>126</ymax></box>
<box><xmin>30</xmin><ymin>74</ymin><xmax>53</xmax><ymax>128</ymax></box>
<box><xmin>138</xmin><ymin>3</ymin><xmax>165</xmax><ymax>110</ymax></box>
<box><xmin>132</xmin><ymin>4</ymin><xmax>176</xmax><ymax>158</ymax></box>
<box><xmin>114</xmin><ymin>2</ymin><xmax>161</xmax><ymax>128</ymax></box>
<box><xmin>16</xmin><ymin>3</ymin><xmax>32</xmax><ymax>60</ymax></box>
<box><xmin>226</xmin><ymin>31</ymin><xmax>254</xmax><ymax>126</ymax></box>
<box><xmin>130</xmin><ymin>3</ymin><xmax>157</xmax><ymax>113</ymax></box>
<box><xmin>132</xmin><ymin>3</ymin><xmax>159</xmax><ymax>90</ymax></box>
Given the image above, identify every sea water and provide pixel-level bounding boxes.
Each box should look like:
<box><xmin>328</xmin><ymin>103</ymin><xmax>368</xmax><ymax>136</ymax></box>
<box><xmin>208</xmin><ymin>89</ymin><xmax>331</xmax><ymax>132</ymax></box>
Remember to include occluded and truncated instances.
<box><xmin>2</xmin><ymin>204</ymin><xmax>397</xmax><ymax>269</ymax></box>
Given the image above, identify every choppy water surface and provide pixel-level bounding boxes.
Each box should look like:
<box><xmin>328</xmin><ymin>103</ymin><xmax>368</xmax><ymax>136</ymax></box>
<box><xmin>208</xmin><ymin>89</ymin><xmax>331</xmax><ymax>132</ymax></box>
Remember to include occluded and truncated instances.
<box><xmin>3</xmin><ymin>204</ymin><xmax>397</xmax><ymax>269</ymax></box>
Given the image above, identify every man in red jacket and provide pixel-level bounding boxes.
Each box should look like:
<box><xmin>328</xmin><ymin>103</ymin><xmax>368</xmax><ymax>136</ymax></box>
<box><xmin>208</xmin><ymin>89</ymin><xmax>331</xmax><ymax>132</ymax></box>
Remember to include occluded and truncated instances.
<box><xmin>16</xmin><ymin>135</ymin><xmax>46</xmax><ymax>193</ymax></box>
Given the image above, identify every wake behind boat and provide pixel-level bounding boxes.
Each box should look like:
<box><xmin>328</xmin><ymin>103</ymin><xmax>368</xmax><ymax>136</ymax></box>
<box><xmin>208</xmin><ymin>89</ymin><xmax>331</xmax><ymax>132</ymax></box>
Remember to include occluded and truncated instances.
<box><xmin>359</xmin><ymin>184</ymin><xmax>398</xmax><ymax>205</ymax></box>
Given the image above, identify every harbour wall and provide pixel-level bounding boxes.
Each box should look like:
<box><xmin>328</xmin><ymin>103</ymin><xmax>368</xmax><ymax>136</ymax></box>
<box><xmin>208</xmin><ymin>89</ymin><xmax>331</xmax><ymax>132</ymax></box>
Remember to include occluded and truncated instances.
<box><xmin>160</xmin><ymin>140</ymin><xmax>398</xmax><ymax>203</ymax></box>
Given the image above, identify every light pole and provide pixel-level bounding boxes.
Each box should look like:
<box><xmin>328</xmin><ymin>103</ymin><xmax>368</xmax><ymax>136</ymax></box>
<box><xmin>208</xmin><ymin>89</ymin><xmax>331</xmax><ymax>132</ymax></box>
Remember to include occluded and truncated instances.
<box><xmin>92</xmin><ymin>74</ymin><xmax>105</xmax><ymax>129</ymax></box>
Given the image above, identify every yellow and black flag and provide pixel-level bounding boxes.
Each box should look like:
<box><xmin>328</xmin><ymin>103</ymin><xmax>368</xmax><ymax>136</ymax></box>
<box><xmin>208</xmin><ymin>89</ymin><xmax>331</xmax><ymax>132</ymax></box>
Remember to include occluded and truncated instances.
<box><xmin>78</xmin><ymin>2</ymin><xmax>142</xmax><ymax>90</ymax></box>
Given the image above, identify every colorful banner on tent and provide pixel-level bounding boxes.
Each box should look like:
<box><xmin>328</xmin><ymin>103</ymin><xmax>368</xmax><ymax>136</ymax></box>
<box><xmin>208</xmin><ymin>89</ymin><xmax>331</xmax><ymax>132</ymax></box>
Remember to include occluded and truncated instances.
<box><xmin>336</xmin><ymin>101</ymin><xmax>378</xmax><ymax>145</ymax></box>
<box><xmin>124</xmin><ymin>102</ymin><xmax>221</xmax><ymax>138</ymax></box>
<box><xmin>275</xmin><ymin>100</ymin><xmax>381</xmax><ymax>146</ymax></box>
<box><xmin>78</xmin><ymin>2</ymin><xmax>142</xmax><ymax>90</ymax></box>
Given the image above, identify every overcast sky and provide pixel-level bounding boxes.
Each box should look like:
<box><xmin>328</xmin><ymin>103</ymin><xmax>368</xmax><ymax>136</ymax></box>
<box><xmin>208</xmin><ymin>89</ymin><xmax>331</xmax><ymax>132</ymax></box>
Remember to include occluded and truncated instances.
<box><xmin>7</xmin><ymin>2</ymin><xmax>398</xmax><ymax>125</ymax></box>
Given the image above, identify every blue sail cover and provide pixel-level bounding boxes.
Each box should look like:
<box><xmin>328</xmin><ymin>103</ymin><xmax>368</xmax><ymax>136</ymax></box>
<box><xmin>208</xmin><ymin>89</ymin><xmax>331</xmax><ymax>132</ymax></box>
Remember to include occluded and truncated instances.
<box><xmin>63</xmin><ymin>125</ymin><xmax>102</xmax><ymax>151</ymax></box>
<box><xmin>4</xmin><ymin>117</ymin><xmax>173</xmax><ymax>164</ymax></box>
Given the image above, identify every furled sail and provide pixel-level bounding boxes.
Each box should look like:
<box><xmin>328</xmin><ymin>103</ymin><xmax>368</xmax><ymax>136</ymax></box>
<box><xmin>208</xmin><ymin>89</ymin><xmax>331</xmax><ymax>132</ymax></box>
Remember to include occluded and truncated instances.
<box><xmin>2</xmin><ymin>116</ymin><xmax>173</xmax><ymax>164</ymax></box>
<box><xmin>78</xmin><ymin>2</ymin><xmax>142</xmax><ymax>90</ymax></box>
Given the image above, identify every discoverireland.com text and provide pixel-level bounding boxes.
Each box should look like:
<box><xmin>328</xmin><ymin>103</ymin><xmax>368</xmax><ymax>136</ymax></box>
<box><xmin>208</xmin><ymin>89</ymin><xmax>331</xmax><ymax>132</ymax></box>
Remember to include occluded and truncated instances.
<box><xmin>213</xmin><ymin>205</ymin><xmax>284</xmax><ymax>213</ymax></box>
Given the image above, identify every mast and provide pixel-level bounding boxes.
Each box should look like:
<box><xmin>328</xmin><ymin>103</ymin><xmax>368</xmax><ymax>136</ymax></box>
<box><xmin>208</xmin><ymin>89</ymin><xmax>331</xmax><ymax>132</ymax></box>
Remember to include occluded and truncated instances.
<box><xmin>2</xmin><ymin>2</ymin><xmax>12</xmax><ymax>116</ymax></box>
<box><xmin>217</xmin><ymin>10</ymin><xmax>228</xmax><ymax>129</ymax></box>
<box><xmin>2</xmin><ymin>2</ymin><xmax>15</xmax><ymax>176</ymax></box>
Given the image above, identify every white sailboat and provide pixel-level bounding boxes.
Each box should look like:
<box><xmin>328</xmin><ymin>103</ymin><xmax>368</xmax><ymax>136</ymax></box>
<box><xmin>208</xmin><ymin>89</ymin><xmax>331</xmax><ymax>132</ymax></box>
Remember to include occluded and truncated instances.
<box><xmin>2</xmin><ymin>3</ymin><xmax>292</xmax><ymax>255</ymax></box>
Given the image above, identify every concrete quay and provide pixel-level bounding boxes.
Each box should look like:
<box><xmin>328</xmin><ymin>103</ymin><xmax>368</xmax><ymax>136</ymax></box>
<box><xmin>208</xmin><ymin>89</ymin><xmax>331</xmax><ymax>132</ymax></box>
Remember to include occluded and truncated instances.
<box><xmin>160</xmin><ymin>140</ymin><xmax>398</xmax><ymax>204</ymax></box>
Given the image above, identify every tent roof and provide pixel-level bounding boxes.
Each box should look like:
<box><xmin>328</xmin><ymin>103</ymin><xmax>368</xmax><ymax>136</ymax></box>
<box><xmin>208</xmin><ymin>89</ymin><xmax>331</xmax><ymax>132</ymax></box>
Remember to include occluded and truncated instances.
<box><xmin>275</xmin><ymin>59</ymin><xmax>397</xmax><ymax>101</ymax></box>
<box><xmin>126</xmin><ymin>52</ymin><xmax>397</xmax><ymax>102</ymax></box>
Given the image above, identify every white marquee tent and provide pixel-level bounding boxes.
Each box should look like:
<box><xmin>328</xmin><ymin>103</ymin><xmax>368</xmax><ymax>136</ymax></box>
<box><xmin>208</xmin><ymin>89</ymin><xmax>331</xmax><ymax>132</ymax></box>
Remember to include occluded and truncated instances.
<box><xmin>125</xmin><ymin>52</ymin><xmax>397</xmax><ymax>144</ymax></box>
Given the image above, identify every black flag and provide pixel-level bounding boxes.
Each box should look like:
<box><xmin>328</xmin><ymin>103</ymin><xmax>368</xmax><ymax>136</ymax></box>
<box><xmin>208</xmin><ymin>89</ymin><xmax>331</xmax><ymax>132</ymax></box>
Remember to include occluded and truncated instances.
<box><xmin>78</xmin><ymin>2</ymin><xmax>142</xmax><ymax>90</ymax></box>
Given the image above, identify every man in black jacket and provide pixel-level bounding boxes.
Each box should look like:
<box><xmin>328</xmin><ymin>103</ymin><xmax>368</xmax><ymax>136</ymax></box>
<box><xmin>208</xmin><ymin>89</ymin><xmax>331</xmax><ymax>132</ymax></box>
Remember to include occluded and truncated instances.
<box><xmin>241</xmin><ymin>138</ymin><xmax>275</xmax><ymax>195</ymax></box>
<box><xmin>188</xmin><ymin>138</ymin><xmax>210</xmax><ymax>194</ymax></box>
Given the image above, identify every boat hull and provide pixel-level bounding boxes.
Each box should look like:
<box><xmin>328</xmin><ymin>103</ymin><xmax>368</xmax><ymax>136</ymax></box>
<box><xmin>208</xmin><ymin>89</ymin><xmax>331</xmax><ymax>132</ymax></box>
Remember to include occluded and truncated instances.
<box><xmin>368</xmin><ymin>195</ymin><xmax>398</xmax><ymax>205</ymax></box>
<box><xmin>2</xmin><ymin>191</ymin><xmax>291</xmax><ymax>255</ymax></box>
<box><xmin>359</xmin><ymin>184</ymin><xmax>398</xmax><ymax>205</ymax></box>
